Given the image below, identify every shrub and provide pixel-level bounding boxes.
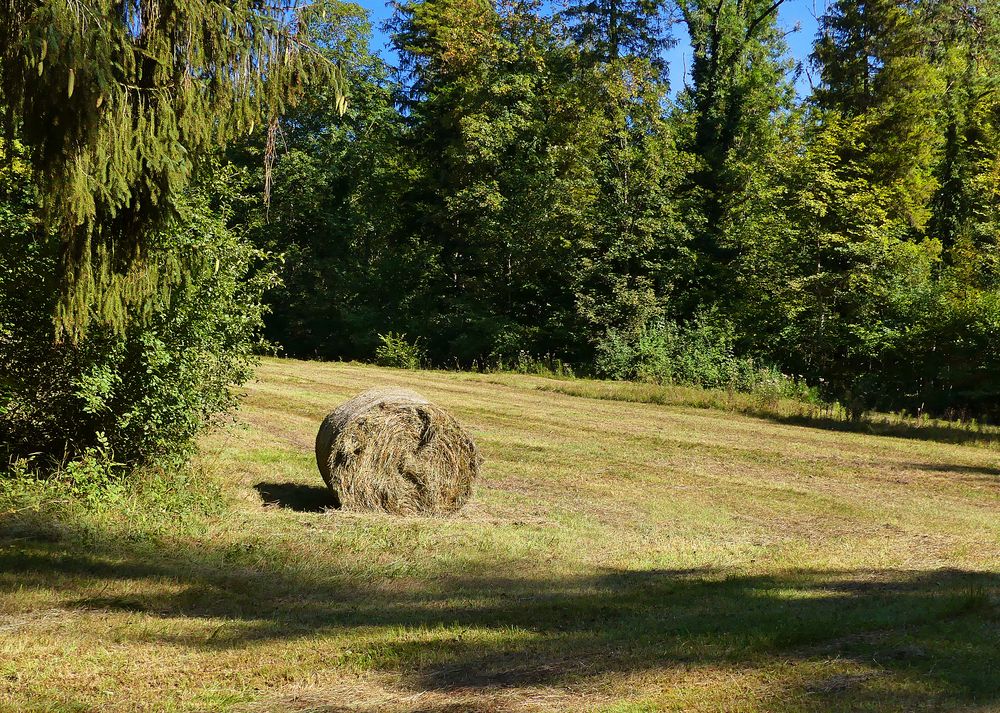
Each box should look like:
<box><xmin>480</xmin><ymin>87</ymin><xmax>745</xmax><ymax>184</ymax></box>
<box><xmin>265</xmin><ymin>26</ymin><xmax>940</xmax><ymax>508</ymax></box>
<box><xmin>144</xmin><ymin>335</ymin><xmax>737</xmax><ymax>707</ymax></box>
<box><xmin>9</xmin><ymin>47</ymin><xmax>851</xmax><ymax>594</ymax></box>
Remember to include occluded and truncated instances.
<box><xmin>594</xmin><ymin>317</ymin><xmax>813</xmax><ymax>400</ymax></box>
<box><xmin>375</xmin><ymin>332</ymin><xmax>424</xmax><ymax>369</ymax></box>
<box><xmin>0</xmin><ymin>156</ymin><xmax>275</xmax><ymax>474</ymax></box>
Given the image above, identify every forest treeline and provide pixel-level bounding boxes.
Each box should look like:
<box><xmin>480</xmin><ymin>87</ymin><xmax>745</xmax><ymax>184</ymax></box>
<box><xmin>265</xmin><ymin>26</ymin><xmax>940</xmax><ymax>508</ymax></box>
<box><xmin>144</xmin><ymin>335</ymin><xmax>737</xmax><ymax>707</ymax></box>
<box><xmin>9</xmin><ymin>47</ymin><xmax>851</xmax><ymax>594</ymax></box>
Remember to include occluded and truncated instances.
<box><xmin>230</xmin><ymin>0</ymin><xmax>1000</xmax><ymax>419</ymax></box>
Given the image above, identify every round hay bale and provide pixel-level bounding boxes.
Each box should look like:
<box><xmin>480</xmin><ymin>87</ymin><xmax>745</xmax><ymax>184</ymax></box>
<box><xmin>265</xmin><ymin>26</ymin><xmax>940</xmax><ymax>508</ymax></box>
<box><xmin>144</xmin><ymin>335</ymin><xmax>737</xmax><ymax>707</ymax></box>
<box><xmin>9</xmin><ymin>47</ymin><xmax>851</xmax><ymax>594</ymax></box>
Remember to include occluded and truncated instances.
<box><xmin>315</xmin><ymin>387</ymin><xmax>480</xmax><ymax>514</ymax></box>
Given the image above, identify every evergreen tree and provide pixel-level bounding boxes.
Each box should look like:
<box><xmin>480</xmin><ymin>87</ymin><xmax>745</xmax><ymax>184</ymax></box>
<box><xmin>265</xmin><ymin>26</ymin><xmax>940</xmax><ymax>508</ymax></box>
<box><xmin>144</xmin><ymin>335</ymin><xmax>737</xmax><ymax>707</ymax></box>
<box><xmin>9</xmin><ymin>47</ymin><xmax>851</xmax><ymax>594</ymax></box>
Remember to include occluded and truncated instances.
<box><xmin>387</xmin><ymin>0</ymin><xmax>599</xmax><ymax>362</ymax></box>
<box><xmin>0</xmin><ymin>140</ymin><xmax>277</xmax><ymax>468</ymax></box>
<box><xmin>811</xmin><ymin>0</ymin><xmax>942</xmax><ymax>230</ymax></box>
<box><xmin>557</xmin><ymin>0</ymin><xmax>689</xmax><ymax>338</ymax></box>
<box><xmin>0</xmin><ymin>0</ymin><xmax>346</xmax><ymax>337</ymax></box>
<box><xmin>674</xmin><ymin>0</ymin><xmax>794</xmax><ymax>312</ymax></box>
<box><xmin>925</xmin><ymin>0</ymin><xmax>1000</xmax><ymax>271</ymax></box>
<box><xmin>570</xmin><ymin>58</ymin><xmax>692</xmax><ymax>338</ymax></box>
<box><xmin>558</xmin><ymin>0</ymin><xmax>673</xmax><ymax>78</ymax></box>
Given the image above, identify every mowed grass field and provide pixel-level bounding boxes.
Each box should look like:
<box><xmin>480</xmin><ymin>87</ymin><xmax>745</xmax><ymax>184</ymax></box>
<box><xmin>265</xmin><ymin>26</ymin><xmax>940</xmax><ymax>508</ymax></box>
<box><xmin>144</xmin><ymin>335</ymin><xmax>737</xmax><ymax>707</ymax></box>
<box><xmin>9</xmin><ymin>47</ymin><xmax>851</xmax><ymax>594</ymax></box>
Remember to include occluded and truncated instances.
<box><xmin>2</xmin><ymin>357</ymin><xmax>999</xmax><ymax>712</ymax></box>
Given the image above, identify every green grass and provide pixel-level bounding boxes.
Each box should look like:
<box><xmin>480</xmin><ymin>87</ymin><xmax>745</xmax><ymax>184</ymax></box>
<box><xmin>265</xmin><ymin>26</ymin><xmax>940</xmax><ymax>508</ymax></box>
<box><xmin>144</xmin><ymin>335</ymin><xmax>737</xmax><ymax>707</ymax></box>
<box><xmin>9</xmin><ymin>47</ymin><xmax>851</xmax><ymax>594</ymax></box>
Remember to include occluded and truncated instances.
<box><xmin>1</xmin><ymin>357</ymin><xmax>999</xmax><ymax>712</ymax></box>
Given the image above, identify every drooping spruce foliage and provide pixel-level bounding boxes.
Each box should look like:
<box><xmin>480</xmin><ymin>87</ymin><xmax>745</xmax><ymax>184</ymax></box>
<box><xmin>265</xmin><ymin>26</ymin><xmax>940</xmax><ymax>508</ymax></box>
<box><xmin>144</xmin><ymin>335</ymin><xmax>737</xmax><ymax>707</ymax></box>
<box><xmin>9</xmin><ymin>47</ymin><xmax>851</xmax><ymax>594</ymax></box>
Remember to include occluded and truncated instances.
<box><xmin>233</xmin><ymin>0</ymin><xmax>1000</xmax><ymax>420</ymax></box>
<box><xmin>0</xmin><ymin>1</ymin><xmax>347</xmax><ymax>474</ymax></box>
<box><xmin>0</xmin><ymin>0</ymin><xmax>345</xmax><ymax>338</ymax></box>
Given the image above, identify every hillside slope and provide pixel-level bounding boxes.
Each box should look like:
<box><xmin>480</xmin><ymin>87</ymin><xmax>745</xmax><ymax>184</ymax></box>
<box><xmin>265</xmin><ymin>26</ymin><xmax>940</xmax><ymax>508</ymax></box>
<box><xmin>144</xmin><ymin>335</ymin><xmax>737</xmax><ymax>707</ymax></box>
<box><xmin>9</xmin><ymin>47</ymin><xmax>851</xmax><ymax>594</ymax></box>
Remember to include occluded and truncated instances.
<box><xmin>2</xmin><ymin>358</ymin><xmax>999</xmax><ymax>712</ymax></box>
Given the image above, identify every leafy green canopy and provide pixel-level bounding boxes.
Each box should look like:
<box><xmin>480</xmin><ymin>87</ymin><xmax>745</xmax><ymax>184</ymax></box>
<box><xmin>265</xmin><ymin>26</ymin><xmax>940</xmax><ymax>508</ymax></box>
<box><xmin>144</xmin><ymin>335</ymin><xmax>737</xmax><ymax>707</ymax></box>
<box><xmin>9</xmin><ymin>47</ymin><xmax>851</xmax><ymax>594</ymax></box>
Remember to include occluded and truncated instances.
<box><xmin>0</xmin><ymin>0</ymin><xmax>345</xmax><ymax>338</ymax></box>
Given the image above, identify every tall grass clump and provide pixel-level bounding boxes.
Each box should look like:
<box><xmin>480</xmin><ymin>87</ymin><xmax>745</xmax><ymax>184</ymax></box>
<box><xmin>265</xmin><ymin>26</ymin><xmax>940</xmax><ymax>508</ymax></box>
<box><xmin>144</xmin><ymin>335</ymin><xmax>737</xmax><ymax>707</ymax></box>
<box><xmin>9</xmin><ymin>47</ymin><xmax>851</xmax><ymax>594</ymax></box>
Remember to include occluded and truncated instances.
<box><xmin>374</xmin><ymin>332</ymin><xmax>425</xmax><ymax>369</ymax></box>
<box><xmin>486</xmin><ymin>351</ymin><xmax>575</xmax><ymax>378</ymax></box>
<box><xmin>594</xmin><ymin>318</ymin><xmax>815</xmax><ymax>401</ymax></box>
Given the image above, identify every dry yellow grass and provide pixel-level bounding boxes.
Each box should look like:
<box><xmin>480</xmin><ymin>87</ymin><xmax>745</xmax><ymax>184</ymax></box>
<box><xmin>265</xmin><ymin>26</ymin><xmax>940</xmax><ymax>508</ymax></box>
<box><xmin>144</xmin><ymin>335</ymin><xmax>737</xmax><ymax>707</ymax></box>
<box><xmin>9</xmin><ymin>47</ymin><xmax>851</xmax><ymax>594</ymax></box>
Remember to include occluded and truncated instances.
<box><xmin>1</xmin><ymin>357</ymin><xmax>998</xmax><ymax>712</ymax></box>
<box><xmin>315</xmin><ymin>387</ymin><xmax>479</xmax><ymax>514</ymax></box>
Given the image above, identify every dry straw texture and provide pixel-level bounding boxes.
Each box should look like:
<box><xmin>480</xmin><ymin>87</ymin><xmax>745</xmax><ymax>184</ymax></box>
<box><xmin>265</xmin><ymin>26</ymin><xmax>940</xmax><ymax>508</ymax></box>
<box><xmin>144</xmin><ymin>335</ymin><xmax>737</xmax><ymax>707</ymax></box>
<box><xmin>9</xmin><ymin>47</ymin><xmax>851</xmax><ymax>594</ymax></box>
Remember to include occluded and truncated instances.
<box><xmin>315</xmin><ymin>387</ymin><xmax>480</xmax><ymax>514</ymax></box>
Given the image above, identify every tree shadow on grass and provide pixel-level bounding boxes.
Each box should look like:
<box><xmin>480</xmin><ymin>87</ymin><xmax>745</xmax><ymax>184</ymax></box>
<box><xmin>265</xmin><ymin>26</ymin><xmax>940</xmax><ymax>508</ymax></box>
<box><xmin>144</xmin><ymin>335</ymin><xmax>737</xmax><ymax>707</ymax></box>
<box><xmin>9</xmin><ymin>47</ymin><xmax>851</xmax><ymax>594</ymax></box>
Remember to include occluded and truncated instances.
<box><xmin>0</xmin><ymin>522</ymin><xmax>998</xmax><ymax>711</ymax></box>
<box><xmin>763</xmin><ymin>411</ymin><xmax>1000</xmax><ymax>448</ymax></box>
<box><xmin>254</xmin><ymin>481</ymin><xmax>339</xmax><ymax>512</ymax></box>
<box><xmin>540</xmin><ymin>383</ymin><xmax>1000</xmax><ymax>448</ymax></box>
<box><xmin>904</xmin><ymin>462</ymin><xmax>1000</xmax><ymax>478</ymax></box>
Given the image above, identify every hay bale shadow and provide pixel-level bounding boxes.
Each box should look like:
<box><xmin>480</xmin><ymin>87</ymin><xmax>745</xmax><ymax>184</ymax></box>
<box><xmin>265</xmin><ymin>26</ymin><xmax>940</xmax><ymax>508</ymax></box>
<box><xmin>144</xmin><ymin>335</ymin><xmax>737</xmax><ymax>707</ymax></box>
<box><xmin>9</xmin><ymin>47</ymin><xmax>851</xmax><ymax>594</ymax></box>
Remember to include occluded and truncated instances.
<box><xmin>254</xmin><ymin>482</ymin><xmax>338</xmax><ymax>512</ymax></box>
